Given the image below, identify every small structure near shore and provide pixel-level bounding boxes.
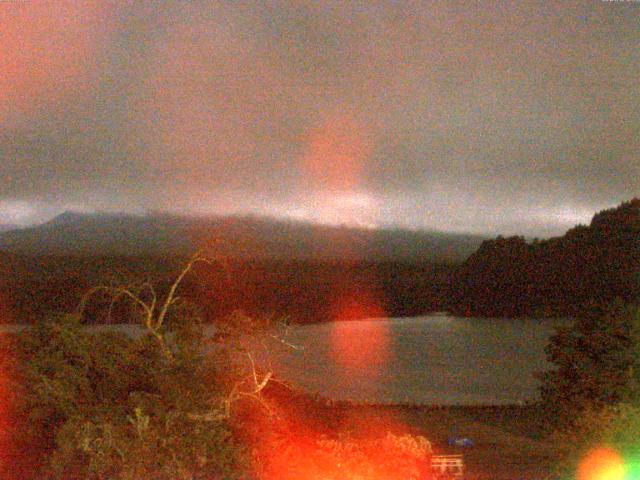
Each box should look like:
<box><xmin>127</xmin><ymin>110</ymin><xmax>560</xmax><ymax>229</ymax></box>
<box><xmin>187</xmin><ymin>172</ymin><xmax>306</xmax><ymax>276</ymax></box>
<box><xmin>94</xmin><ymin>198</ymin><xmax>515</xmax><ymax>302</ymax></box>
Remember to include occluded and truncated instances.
<box><xmin>431</xmin><ymin>454</ymin><xmax>464</xmax><ymax>479</ymax></box>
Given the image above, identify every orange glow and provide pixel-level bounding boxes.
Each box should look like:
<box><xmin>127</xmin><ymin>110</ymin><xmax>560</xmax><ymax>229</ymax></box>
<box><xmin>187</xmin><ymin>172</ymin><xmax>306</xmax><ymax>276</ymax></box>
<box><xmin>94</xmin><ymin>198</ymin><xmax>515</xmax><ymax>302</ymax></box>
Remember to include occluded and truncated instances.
<box><xmin>246</xmin><ymin>371</ymin><xmax>427</xmax><ymax>480</ymax></box>
<box><xmin>578</xmin><ymin>446</ymin><xmax>626</xmax><ymax>480</ymax></box>
<box><xmin>0</xmin><ymin>296</ymin><xmax>11</xmax><ymax>469</ymax></box>
<box><xmin>302</xmin><ymin>114</ymin><xmax>371</xmax><ymax>192</ymax></box>
<box><xmin>0</xmin><ymin>1</ymin><xmax>107</xmax><ymax>122</ymax></box>
<box><xmin>329</xmin><ymin>293</ymin><xmax>389</xmax><ymax>378</ymax></box>
<box><xmin>252</xmin><ymin>413</ymin><xmax>431</xmax><ymax>480</ymax></box>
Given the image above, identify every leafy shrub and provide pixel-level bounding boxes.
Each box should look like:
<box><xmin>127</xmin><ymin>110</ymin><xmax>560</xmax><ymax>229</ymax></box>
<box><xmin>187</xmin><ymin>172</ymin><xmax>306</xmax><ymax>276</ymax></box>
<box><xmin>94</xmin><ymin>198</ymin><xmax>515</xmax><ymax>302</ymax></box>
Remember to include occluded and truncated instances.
<box><xmin>254</xmin><ymin>425</ymin><xmax>432</xmax><ymax>480</ymax></box>
<box><xmin>3</xmin><ymin>252</ymin><xmax>434</xmax><ymax>480</ymax></box>
<box><xmin>539</xmin><ymin>300</ymin><xmax>640</xmax><ymax>429</ymax></box>
<box><xmin>8</xmin><ymin>314</ymin><xmax>247</xmax><ymax>480</ymax></box>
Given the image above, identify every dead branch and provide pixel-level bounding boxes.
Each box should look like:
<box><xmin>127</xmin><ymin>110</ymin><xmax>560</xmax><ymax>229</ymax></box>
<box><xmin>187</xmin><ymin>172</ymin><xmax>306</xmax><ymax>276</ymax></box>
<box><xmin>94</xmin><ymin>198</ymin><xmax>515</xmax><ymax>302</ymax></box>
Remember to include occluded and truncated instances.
<box><xmin>78</xmin><ymin>249</ymin><xmax>288</xmax><ymax>422</ymax></box>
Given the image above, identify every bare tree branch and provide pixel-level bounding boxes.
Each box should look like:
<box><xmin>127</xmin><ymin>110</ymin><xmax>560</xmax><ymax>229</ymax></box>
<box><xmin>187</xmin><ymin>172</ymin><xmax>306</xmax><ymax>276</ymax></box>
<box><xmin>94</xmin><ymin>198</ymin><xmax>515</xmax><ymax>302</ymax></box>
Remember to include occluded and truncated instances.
<box><xmin>154</xmin><ymin>251</ymin><xmax>213</xmax><ymax>331</ymax></box>
<box><xmin>78</xmin><ymin>248</ymin><xmax>290</xmax><ymax>423</ymax></box>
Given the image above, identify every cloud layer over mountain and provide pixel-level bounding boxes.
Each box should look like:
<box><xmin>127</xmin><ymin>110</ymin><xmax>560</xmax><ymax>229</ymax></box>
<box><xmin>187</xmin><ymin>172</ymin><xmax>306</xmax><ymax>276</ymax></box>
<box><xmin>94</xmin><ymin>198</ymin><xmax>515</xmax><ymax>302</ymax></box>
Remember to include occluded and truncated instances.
<box><xmin>1</xmin><ymin>1</ymin><xmax>638</xmax><ymax>236</ymax></box>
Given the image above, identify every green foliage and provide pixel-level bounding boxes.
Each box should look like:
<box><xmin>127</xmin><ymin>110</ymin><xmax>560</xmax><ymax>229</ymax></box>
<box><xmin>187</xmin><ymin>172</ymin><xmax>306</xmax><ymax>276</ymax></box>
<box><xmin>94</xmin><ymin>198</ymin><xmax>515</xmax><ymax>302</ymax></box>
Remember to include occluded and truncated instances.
<box><xmin>545</xmin><ymin>401</ymin><xmax>640</xmax><ymax>480</ymax></box>
<box><xmin>539</xmin><ymin>301</ymin><xmax>640</xmax><ymax>429</ymax></box>
<box><xmin>10</xmin><ymin>314</ymin><xmax>247</xmax><ymax>480</ymax></box>
<box><xmin>547</xmin><ymin>403</ymin><xmax>631</xmax><ymax>478</ymax></box>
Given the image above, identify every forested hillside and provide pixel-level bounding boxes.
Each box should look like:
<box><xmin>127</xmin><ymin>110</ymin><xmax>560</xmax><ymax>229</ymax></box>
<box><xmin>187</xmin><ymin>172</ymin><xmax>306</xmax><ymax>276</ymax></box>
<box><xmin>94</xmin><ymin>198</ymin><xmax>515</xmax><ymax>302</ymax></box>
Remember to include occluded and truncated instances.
<box><xmin>0</xmin><ymin>254</ymin><xmax>453</xmax><ymax>324</ymax></box>
<box><xmin>5</xmin><ymin>201</ymin><xmax>638</xmax><ymax>323</ymax></box>
<box><xmin>448</xmin><ymin>199</ymin><xmax>640</xmax><ymax>317</ymax></box>
<box><xmin>0</xmin><ymin>212</ymin><xmax>478</xmax><ymax>324</ymax></box>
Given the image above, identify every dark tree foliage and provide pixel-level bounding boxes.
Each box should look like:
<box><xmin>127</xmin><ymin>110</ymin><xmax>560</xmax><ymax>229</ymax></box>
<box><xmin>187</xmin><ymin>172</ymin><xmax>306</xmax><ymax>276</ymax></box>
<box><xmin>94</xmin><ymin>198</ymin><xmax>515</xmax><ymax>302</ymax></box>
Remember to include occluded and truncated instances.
<box><xmin>449</xmin><ymin>198</ymin><xmax>640</xmax><ymax>318</ymax></box>
<box><xmin>0</xmin><ymin>256</ymin><xmax>454</xmax><ymax>324</ymax></box>
<box><xmin>538</xmin><ymin>301</ymin><xmax>640</xmax><ymax>429</ymax></box>
<box><xmin>538</xmin><ymin>302</ymin><xmax>640</xmax><ymax>478</ymax></box>
<box><xmin>0</xmin><ymin>260</ymin><xmax>436</xmax><ymax>480</ymax></box>
<box><xmin>2</xmin><ymin>314</ymin><xmax>247</xmax><ymax>480</ymax></box>
<box><xmin>448</xmin><ymin>236</ymin><xmax>535</xmax><ymax>317</ymax></box>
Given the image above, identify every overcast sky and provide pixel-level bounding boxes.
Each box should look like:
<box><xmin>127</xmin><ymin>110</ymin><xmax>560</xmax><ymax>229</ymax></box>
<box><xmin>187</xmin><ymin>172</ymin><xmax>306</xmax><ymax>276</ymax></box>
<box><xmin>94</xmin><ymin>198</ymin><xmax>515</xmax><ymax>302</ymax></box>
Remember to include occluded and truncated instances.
<box><xmin>0</xmin><ymin>1</ymin><xmax>638</xmax><ymax>236</ymax></box>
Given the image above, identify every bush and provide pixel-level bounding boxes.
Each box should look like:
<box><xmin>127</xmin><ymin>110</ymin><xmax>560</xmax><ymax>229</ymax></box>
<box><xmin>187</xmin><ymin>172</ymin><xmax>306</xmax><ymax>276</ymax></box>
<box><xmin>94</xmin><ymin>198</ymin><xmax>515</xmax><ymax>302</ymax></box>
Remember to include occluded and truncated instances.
<box><xmin>539</xmin><ymin>300</ymin><xmax>640</xmax><ymax>429</ymax></box>
<box><xmin>538</xmin><ymin>301</ymin><xmax>640</xmax><ymax>478</ymax></box>
<box><xmin>253</xmin><ymin>424</ymin><xmax>432</xmax><ymax>480</ymax></box>
<box><xmin>3</xmin><ymin>252</ymin><xmax>434</xmax><ymax>480</ymax></box>
<box><xmin>7</xmin><ymin>314</ymin><xmax>247</xmax><ymax>480</ymax></box>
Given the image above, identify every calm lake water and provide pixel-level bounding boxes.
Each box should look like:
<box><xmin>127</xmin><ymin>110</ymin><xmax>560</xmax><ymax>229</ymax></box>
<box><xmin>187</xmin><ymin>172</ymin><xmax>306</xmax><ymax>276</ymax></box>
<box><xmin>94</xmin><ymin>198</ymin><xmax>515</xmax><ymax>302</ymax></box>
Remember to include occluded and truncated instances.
<box><xmin>264</xmin><ymin>315</ymin><xmax>568</xmax><ymax>406</ymax></box>
<box><xmin>0</xmin><ymin>315</ymin><xmax>568</xmax><ymax>406</ymax></box>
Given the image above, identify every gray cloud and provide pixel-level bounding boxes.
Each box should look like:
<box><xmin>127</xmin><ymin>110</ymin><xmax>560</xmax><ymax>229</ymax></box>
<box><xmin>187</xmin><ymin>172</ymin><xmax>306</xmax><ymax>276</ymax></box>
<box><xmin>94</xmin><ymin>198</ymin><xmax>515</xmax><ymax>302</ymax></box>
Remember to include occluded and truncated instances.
<box><xmin>0</xmin><ymin>0</ymin><xmax>638</xmax><ymax>235</ymax></box>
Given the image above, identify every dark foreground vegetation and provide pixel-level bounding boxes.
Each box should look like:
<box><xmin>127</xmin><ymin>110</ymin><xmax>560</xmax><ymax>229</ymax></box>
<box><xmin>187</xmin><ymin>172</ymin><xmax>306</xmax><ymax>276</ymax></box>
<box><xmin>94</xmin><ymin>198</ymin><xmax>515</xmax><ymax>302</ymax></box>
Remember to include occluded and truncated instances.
<box><xmin>0</xmin><ymin>311</ymin><xmax>564</xmax><ymax>480</ymax></box>
<box><xmin>0</xmin><ymin>304</ymin><xmax>436</xmax><ymax>479</ymax></box>
<box><xmin>539</xmin><ymin>300</ymin><xmax>640</xmax><ymax>472</ymax></box>
<box><xmin>1</xmin><ymin>274</ymin><xmax>638</xmax><ymax>479</ymax></box>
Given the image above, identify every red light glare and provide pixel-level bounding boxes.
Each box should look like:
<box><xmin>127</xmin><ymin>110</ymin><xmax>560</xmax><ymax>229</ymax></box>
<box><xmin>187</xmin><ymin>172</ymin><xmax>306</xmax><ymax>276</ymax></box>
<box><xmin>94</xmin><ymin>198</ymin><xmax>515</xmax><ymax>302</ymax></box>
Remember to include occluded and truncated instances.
<box><xmin>0</xmin><ymin>1</ymin><xmax>108</xmax><ymax>122</ymax></box>
<box><xmin>329</xmin><ymin>294</ymin><xmax>389</xmax><ymax>378</ymax></box>
<box><xmin>302</xmin><ymin>114</ymin><xmax>371</xmax><ymax>193</ymax></box>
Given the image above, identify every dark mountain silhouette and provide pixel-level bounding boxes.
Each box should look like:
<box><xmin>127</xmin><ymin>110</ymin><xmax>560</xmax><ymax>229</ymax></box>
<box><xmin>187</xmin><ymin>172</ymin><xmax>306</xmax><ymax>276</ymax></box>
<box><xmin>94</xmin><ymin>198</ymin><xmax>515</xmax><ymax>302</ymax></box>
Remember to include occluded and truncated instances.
<box><xmin>0</xmin><ymin>213</ymin><xmax>482</xmax><ymax>323</ymax></box>
<box><xmin>448</xmin><ymin>198</ymin><xmax>640</xmax><ymax>317</ymax></box>
<box><xmin>0</xmin><ymin>212</ymin><xmax>485</xmax><ymax>263</ymax></box>
<box><xmin>0</xmin><ymin>224</ymin><xmax>18</xmax><ymax>233</ymax></box>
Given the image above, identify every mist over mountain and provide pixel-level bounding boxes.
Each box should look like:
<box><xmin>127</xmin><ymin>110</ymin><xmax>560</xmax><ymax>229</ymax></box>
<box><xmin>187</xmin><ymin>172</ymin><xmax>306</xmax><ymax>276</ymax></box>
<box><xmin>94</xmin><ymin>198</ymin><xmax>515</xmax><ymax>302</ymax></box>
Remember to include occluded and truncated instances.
<box><xmin>0</xmin><ymin>211</ymin><xmax>485</xmax><ymax>263</ymax></box>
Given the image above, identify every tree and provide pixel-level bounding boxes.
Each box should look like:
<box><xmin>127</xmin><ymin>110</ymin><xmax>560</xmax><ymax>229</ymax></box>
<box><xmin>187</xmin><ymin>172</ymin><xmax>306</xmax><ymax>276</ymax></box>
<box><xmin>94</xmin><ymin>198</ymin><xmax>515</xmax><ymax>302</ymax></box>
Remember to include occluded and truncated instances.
<box><xmin>449</xmin><ymin>198</ymin><xmax>640</xmax><ymax>318</ymax></box>
<box><xmin>449</xmin><ymin>236</ymin><xmax>535</xmax><ymax>317</ymax></box>
<box><xmin>3</xmin><ymin>252</ymin><xmax>435</xmax><ymax>479</ymax></box>
<box><xmin>5</xmin><ymin>252</ymin><xmax>286</xmax><ymax>479</ymax></box>
<box><xmin>539</xmin><ymin>300</ymin><xmax>640</xmax><ymax>429</ymax></box>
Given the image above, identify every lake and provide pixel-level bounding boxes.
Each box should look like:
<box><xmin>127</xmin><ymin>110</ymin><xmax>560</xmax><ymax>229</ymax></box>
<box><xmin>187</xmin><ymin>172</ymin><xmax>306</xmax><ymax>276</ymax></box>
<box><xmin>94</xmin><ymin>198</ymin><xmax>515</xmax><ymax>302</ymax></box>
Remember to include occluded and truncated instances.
<box><xmin>0</xmin><ymin>315</ymin><xmax>568</xmax><ymax>406</ymax></box>
<box><xmin>264</xmin><ymin>315</ymin><xmax>568</xmax><ymax>406</ymax></box>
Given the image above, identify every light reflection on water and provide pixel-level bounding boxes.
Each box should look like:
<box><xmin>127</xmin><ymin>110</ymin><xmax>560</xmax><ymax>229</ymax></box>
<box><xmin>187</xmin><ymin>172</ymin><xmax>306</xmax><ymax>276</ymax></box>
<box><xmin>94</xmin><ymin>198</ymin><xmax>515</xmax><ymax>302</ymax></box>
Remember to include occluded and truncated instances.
<box><xmin>266</xmin><ymin>315</ymin><xmax>569</xmax><ymax>405</ymax></box>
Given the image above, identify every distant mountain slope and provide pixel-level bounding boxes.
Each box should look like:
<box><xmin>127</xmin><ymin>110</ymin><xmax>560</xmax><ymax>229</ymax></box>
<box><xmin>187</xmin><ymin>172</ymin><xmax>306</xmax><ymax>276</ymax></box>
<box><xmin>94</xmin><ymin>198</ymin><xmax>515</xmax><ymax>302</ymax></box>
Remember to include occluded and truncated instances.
<box><xmin>448</xmin><ymin>198</ymin><xmax>640</xmax><ymax>317</ymax></box>
<box><xmin>0</xmin><ymin>212</ymin><xmax>484</xmax><ymax>263</ymax></box>
<box><xmin>0</xmin><ymin>224</ymin><xmax>18</xmax><ymax>233</ymax></box>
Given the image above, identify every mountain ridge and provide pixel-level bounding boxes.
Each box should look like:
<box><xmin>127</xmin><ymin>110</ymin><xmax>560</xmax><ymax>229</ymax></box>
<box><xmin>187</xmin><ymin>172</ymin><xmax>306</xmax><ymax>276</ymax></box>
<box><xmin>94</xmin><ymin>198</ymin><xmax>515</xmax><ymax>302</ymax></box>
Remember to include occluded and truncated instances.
<box><xmin>0</xmin><ymin>224</ymin><xmax>18</xmax><ymax>233</ymax></box>
<box><xmin>449</xmin><ymin>198</ymin><xmax>640</xmax><ymax>317</ymax></box>
<box><xmin>0</xmin><ymin>211</ymin><xmax>486</xmax><ymax>262</ymax></box>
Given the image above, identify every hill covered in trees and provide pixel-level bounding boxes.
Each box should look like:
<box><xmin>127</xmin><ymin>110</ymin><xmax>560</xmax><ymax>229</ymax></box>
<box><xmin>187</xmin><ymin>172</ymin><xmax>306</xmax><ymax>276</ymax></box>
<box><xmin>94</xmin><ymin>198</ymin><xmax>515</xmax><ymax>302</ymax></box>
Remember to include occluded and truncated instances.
<box><xmin>448</xmin><ymin>199</ymin><xmax>640</xmax><ymax>318</ymax></box>
<box><xmin>0</xmin><ymin>253</ymin><xmax>454</xmax><ymax>324</ymax></box>
<box><xmin>5</xmin><ymin>201</ymin><xmax>638</xmax><ymax>323</ymax></box>
<box><xmin>0</xmin><ymin>212</ymin><xmax>483</xmax><ymax>263</ymax></box>
<box><xmin>0</xmin><ymin>213</ymin><xmax>484</xmax><ymax>324</ymax></box>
